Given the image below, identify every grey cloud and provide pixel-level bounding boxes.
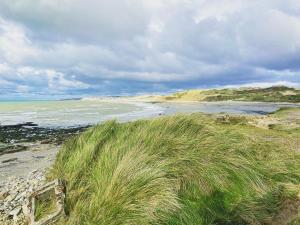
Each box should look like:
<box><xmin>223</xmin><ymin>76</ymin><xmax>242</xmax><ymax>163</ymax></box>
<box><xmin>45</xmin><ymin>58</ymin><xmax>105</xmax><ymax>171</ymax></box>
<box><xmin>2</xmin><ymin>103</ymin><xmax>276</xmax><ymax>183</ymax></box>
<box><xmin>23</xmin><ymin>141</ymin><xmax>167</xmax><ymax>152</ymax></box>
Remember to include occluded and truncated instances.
<box><xmin>0</xmin><ymin>0</ymin><xmax>150</xmax><ymax>44</ymax></box>
<box><xmin>0</xmin><ymin>0</ymin><xmax>299</xmax><ymax>99</ymax></box>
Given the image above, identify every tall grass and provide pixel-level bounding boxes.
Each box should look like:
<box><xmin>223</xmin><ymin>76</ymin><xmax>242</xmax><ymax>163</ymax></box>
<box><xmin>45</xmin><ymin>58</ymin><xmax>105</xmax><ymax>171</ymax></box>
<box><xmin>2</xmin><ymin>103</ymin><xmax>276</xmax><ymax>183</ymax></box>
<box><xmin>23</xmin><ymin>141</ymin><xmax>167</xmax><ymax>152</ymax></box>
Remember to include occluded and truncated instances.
<box><xmin>161</xmin><ymin>86</ymin><xmax>300</xmax><ymax>103</ymax></box>
<box><xmin>51</xmin><ymin>113</ymin><xmax>300</xmax><ymax>224</ymax></box>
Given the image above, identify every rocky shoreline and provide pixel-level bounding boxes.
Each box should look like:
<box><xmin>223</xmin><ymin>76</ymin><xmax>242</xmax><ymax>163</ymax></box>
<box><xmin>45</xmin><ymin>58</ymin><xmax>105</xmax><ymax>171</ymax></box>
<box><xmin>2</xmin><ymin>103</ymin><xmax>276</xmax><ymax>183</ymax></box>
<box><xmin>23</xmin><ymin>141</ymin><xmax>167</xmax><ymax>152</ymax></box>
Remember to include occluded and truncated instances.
<box><xmin>0</xmin><ymin>122</ymin><xmax>89</xmax><ymax>156</ymax></box>
<box><xmin>0</xmin><ymin>169</ymin><xmax>47</xmax><ymax>224</ymax></box>
<box><xmin>0</xmin><ymin>122</ymin><xmax>88</xmax><ymax>224</ymax></box>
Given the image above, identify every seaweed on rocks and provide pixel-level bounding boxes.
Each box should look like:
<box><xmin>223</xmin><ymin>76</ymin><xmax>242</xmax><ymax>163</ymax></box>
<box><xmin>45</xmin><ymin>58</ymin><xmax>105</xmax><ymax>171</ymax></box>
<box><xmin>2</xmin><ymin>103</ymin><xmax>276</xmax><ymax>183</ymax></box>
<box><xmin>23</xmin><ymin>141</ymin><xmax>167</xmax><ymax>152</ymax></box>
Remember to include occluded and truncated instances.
<box><xmin>0</xmin><ymin>123</ymin><xmax>90</xmax><ymax>155</ymax></box>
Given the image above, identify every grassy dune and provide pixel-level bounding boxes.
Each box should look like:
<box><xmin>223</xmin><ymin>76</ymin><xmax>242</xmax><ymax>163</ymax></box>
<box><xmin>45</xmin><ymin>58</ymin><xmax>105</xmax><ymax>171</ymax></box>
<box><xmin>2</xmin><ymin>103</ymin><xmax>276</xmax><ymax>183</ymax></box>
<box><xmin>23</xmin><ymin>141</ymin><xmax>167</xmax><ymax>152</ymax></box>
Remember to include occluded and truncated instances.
<box><xmin>159</xmin><ymin>86</ymin><xmax>300</xmax><ymax>103</ymax></box>
<box><xmin>50</xmin><ymin>108</ymin><xmax>300</xmax><ymax>225</ymax></box>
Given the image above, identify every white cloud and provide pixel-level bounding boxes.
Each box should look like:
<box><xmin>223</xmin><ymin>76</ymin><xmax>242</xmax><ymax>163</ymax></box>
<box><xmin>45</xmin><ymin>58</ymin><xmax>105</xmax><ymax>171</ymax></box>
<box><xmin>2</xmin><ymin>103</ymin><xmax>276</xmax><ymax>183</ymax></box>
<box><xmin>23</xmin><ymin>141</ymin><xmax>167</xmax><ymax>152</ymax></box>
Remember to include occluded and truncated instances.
<box><xmin>237</xmin><ymin>8</ymin><xmax>300</xmax><ymax>66</ymax></box>
<box><xmin>0</xmin><ymin>0</ymin><xmax>299</xmax><ymax>98</ymax></box>
<box><xmin>0</xmin><ymin>63</ymin><xmax>11</xmax><ymax>74</ymax></box>
<box><xmin>193</xmin><ymin>0</ymin><xmax>245</xmax><ymax>23</ymax></box>
<box><xmin>0</xmin><ymin>0</ymin><xmax>151</xmax><ymax>43</ymax></box>
<box><xmin>46</xmin><ymin>70</ymin><xmax>90</xmax><ymax>90</ymax></box>
<box><xmin>0</xmin><ymin>18</ymin><xmax>38</xmax><ymax>64</ymax></box>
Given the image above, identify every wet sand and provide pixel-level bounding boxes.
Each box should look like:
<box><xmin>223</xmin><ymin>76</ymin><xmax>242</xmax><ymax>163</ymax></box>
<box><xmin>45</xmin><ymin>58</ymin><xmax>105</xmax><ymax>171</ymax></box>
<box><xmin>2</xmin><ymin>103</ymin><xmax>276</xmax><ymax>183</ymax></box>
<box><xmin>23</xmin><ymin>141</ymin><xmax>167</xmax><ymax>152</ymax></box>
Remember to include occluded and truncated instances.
<box><xmin>0</xmin><ymin>144</ymin><xmax>59</xmax><ymax>180</ymax></box>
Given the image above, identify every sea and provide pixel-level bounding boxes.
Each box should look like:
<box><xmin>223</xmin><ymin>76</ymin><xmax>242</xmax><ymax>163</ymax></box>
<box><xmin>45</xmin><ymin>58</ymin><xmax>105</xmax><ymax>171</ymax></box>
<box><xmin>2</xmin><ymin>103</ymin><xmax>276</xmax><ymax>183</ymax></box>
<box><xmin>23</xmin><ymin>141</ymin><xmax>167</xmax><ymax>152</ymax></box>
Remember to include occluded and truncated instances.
<box><xmin>0</xmin><ymin>100</ymin><xmax>162</xmax><ymax>127</ymax></box>
<box><xmin>0</xmin><ymin>99</ymin><xmax>299</xmax><ymax>178</ymax></box>
<box><xmin>0</xmin><ymin>99</ymin><xmax>299</xmax><ymax>127</ymax></box>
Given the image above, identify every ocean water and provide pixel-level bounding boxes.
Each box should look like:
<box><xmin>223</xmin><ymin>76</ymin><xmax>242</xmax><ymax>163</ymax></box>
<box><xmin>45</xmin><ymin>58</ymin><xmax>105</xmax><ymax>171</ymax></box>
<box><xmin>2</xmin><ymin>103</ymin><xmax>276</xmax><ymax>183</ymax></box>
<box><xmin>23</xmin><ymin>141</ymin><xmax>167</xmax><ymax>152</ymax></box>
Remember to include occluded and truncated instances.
<box><xmin>0</xmin><ymin>100</ymin><xmax>299</xmax><ymax>127</ymax></box>
<box><xmin>0</xmin><ymin>100</ymin><xmax>163</xmax><ymax>127</ymax></box>
<box><xmin>161</xmin><ymin>101</ymin><xmax>300</xmax><ymax>116</ymax></box>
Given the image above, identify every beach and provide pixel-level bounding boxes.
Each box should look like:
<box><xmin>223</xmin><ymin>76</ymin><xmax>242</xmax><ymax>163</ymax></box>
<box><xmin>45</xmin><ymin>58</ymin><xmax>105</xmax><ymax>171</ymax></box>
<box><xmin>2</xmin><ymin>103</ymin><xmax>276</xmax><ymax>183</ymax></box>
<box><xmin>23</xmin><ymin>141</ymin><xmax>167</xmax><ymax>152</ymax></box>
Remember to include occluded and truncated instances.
<box><xmin>1</xmin><ymin>99</ymin><xmax>299</xmax><ymax>177</ymax></box>
<box><xmin>0</xmin><ymin>99</ymin><xmax>299</xmax><ymax>224</ymax></box>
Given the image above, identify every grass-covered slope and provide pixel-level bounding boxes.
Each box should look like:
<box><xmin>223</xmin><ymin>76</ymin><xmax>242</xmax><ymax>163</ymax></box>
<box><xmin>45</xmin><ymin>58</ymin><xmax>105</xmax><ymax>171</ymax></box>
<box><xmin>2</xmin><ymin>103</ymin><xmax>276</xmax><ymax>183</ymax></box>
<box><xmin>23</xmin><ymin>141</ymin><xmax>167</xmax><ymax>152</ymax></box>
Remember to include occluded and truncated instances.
<box><xmin>51</xmin><ymin>110</ymin><xmax>300</xmax><ymax>225</ymax></box>
<box><xmin>160</xmin><ymin>86</ymin><xmax>300</xmax><ymax>103</ymax></box>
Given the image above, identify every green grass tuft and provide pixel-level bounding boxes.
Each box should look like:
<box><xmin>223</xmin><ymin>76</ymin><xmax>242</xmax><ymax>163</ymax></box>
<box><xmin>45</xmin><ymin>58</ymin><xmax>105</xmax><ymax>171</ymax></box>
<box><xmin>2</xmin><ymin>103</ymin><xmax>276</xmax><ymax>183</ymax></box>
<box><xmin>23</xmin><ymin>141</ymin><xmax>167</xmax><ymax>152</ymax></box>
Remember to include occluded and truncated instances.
<box><xmin>34</xmin><ymin>189</ymin><xmax>57</xmax><ymax>221</ymax></box>
<box><xmin>50</xmin><ymin>112</ymin><xmax>300</xmax><ymax>224</ymax></box>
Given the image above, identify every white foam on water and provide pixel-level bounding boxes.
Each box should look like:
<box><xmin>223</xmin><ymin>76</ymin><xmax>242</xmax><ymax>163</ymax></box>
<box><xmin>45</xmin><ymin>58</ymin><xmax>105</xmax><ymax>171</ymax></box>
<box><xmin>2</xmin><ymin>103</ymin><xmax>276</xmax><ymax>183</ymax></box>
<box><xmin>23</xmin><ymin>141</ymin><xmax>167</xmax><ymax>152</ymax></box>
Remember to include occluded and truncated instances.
<box><xmin>102</xmin><ymin>102</ymin><xmax>164</xmax><ymax>122</ymax></box>
<box><xmin>0</xmin><ymin>100</ymin><xmax>164</xmax><ymax>128</ymax></box>
<box><xmin>1</xmin><ymin>100</ymin><xmax>299</xmax><ymax>128</ymax></box>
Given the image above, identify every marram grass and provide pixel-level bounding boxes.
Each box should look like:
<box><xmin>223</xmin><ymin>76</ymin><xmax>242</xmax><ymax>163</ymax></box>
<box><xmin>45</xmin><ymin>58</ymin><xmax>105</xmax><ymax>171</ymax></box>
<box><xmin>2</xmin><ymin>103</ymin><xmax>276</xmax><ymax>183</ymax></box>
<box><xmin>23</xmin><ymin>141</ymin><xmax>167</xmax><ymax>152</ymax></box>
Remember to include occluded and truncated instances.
<box><xmin>160</xmin><ymin>86</ymin><xmax>300</xmax><ymax>103</ymax></box>
<box><xmin>50</xmin><ymin>112</ymin><xmax>300</xmax><ymax>225</ymax></box>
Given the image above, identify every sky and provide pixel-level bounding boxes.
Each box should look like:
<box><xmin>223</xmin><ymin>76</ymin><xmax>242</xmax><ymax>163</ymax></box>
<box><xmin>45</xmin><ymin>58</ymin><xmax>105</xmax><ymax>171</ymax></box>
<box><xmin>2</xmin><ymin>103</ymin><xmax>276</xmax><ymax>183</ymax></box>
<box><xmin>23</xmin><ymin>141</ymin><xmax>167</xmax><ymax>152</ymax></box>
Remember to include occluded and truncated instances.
<box><xmin>0</xmin><ymin>0</ymin><xmax>300</xmax><ymax>99</ymax></box>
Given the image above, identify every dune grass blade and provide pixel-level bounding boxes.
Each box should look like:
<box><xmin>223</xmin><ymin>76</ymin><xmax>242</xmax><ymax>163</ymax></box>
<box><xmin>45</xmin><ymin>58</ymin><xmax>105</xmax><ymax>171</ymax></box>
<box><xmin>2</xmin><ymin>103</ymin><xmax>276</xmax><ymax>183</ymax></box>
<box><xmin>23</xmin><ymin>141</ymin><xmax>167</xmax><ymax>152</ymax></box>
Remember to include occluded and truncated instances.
<box><xmin>34</xmin><ymin>189</ymin><xmax>57</xmax><ymax>221</ymax></box>
<box><xmin>50</xmin><ymin>112</ymin><xmax>300</xmax><ymax>225</ymax></box>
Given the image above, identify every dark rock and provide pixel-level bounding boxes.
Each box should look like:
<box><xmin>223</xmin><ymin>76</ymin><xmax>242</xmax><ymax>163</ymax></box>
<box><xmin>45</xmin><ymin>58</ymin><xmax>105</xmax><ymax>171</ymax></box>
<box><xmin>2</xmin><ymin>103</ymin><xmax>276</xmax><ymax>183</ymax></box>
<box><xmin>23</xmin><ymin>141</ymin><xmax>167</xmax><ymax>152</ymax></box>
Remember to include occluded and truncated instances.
<box><xmin>0</xmin><ymin>123</ymin><xmax>90</xmax><ymax>155</ymax></box>
<box><xmin>0</xmin><ymin>191</ymin><xmax>9</xmax><ymax>200</ymax></box>
<box><xmin>32</xmin><ymin>156</ymin><xmax>45</xmax><ymax>159</ymax></box>
<box><xmin>0</xmin><ymin>145</ymin><xmax>28</xmax><ymax>156</ymax></box>
<box><xmin>2</xmin><ymin>158</ymin><xmax>18</xmax><ymax>163</ymax></box>
<box><xmin>1</xmin><ymin>122</ymin><xmax>38</xmax><ymax>129</ymax></box>
<box><xmin>40</xmin><ymin>139</ymin><xmax>52</xmax><ymax>144</ymax></box>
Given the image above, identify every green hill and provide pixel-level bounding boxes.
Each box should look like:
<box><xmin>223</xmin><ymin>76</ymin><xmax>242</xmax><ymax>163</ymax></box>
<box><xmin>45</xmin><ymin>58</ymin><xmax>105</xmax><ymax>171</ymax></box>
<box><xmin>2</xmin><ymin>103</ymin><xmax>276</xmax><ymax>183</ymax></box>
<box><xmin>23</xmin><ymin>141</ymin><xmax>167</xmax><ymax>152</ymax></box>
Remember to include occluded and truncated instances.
<box><xmin>50</xmin><ymin>108</ymin><xmax>300</xmax><ymax>225</ymax></box>
<box><xmin>160</xmin><ymin>86</ymin><xmax>300</xmax><ymax>103</ymax></box>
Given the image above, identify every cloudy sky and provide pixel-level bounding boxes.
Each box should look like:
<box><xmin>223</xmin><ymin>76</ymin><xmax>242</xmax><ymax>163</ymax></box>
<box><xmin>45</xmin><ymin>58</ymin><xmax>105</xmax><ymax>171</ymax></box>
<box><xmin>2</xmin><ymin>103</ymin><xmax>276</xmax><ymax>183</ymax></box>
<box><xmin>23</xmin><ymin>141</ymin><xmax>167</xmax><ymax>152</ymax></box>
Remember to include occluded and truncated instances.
<box><xmin>0</xmin><ymin>0</ymin><xmax>300</xmax><ymax>99</ymax></box>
